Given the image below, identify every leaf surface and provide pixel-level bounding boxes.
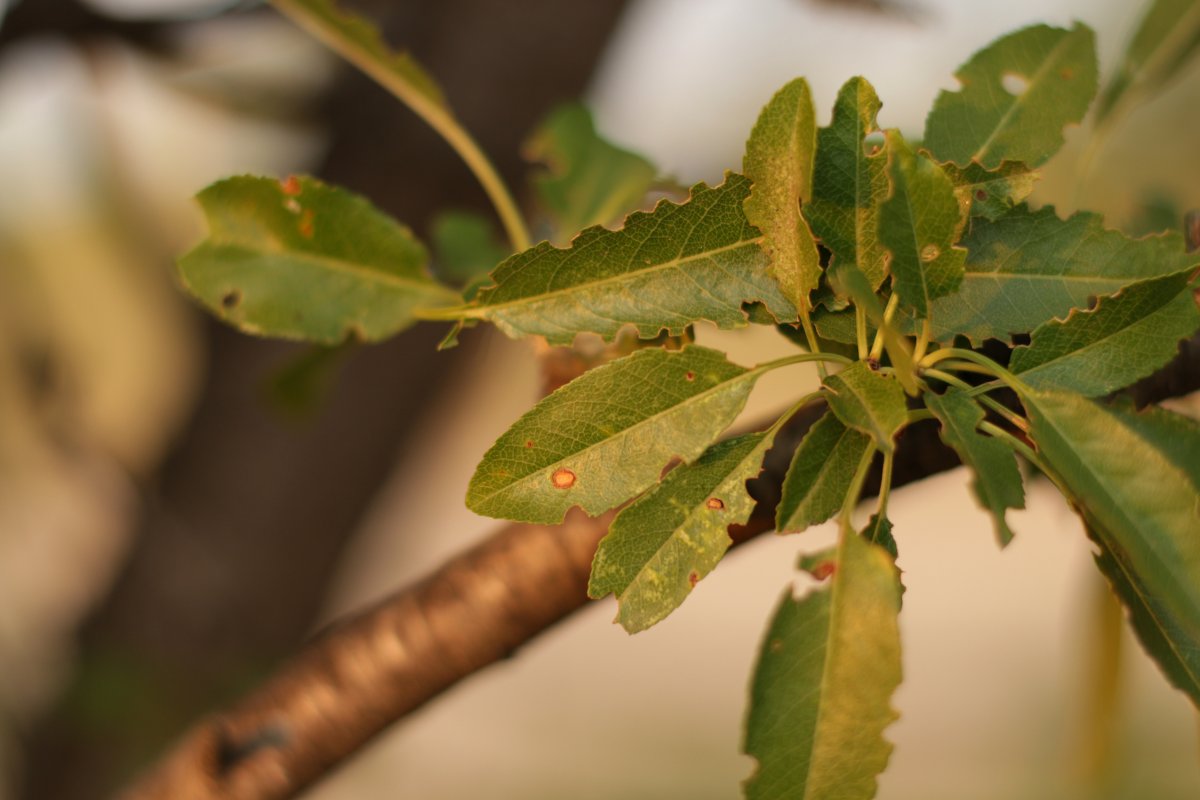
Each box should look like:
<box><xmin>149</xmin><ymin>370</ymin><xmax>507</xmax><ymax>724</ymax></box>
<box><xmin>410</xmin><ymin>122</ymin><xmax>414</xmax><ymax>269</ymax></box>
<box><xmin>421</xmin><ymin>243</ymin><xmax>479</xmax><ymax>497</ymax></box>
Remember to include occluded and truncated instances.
<box><xmin>826</xmin><ymin>263</ymin><xmax>918</xmax><ymax>394</ymax></box>
<box><xmin>1010</xmin><ymin>269</ymin><xmax>1200</xmax><ymax>396</ymax></box>
<box><xmin>943</xmin><ymin>160</ymin><xmax>1038</xmax><ymax>221</ymax></box>
<box><xmin>879</xmin><ymin>132</ymin><xmax>967</xmax><ymax>318</ymax></box>
<box><xmin>777</xmin><ymin>410</ymin><xmax>873</xmax><ymax>533</ymax></box>
<box><xmin>467</xmin><ymin>346</ymin><xmax>762</xmax><ymax>523</ymax></box>
<box><xmin>743</xmin><ymin>78</ymin><xmax>823</xmax><ymax>311</ymax></box>
<box><xmin>463</xmin><ymin>174</ymin><xmax>796</xmax><ymax>345</ymax></box>
<box><xmin>743</xmin><ymin>529</ymin><xmax>902</xmax><ymax>799</ymax></box>
<box><xmin>924</xmin><ymin>23</ymin><xmax>1098</xmax><ymax>169</ymax></box>
<box><xmin>524</xmin><ymin>102</ymin><xmax>657</xmax><ymax>243</ymax></box>
<box><xmin>823</xmin><ymin>362</ymin><xmax>907</xmax><ymax>453</ymax></box>
<box><xmin>805</xmin><ymin>77</ymin><xmax>890</xmax><ymax>290</ymax></box>
<box><xmin>430</xmin><ymin>211</ymin><xmax>508</xmax><ymax>285</ymax></box>
<box><xmin>1095</xmin><ymin>0</ymin><xmax>1200</xmax><ymax>124</ymax></box>
<box><xmin>926</xmin><ymin>205</ymin><xmax>1200</xmax><ymax>342</ymax></box>
<box><xmin>177</xmin><ymin>175</ymin><xmax>456</xmax><ymax>343</ymax></box>
<box><xmin>1023</xmin><ymin>390</ymin><xmax>1200</xmax><ymax>705</ymax></box>
<box><xmin>926</xmin><ymin>387</ymin><xmax>1024</xmax><ymax>545</ymax></box>
<box><xmin>589</xmin><ymin>432</ymin><xmax>775</xmax><ymax>632</ymax></box>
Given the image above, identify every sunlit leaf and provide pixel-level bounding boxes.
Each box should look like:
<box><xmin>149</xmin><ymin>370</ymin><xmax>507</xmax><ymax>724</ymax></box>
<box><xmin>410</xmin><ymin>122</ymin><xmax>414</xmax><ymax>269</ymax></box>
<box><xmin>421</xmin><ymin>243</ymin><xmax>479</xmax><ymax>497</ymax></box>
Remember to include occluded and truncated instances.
<box><xmin>743</xmin><ymin>528</ymin><xmax>902</xmax><ymax>799</ymax></box>
<box><xmin>823</xmin><ymin>361</ymin><xmax>907</xmax><ymax>453</ymax></box>
<box><xmin>1010</xmin><ymin>268</ymin><xmax>1200</xmax><ymax>396</ymax></box>
<box><xmin>1023</xmin><ymin>390</ymin><xmax>1200</xmax><ymax>706</ymax></box>
<box><xmin>458</xmin><ymin>174</ymin><xmax>797</xmax><ymax>345</ymax></box>
<box><xmin>805</xmin><ymin>77</ymin><xmax>890</xmax><ymax>290</ymax></box>
<box><xmin>925</xmin><ymin>387</ymin><xmax>1024</xmax><ymax>546</ymax></box>
<box><xmin>942</xmin><ymin>160</ymin><xmax>1038</xmax><ymax>221</ymax></box>
<box><xmin>777</xmin><ymin>410</ymin><xmax>873</xmax><ymax>533</ymax></box>
<box><xmin>589</xmin><ymin>432</ymin><xmax>775</xmax><ymax>633</ymax></box>
<box><xmin>178</xmin><ymin>175</ymin><xmax>458</xmax><ymax>343</ymax></box>
<box><xmin>1095</xmin><ymin>0</ymin><xmax>1200</xmax><ymax>125</ymax></box>
<box><xmin>924</xmin><ymin>23</ymin><xmax>1097</xmax><ymax>169</ymax></box>
<box><xmin>744</xmin><ymin>78</ymin><xmax>823</xmax><ymax>311</ymax></box>
<box><xmin>926</xmin><ymin>205</ymin><xmax>1200</xmax><ymax>342</ymax></box>
<box><xmin>879</xmin><ymin>131</ymin><xmax>967</xmax><ymax>318</ymax></box>
<box><xmin>523</xmin><ymin>102</ymin><xmax>657</xmax><ymax>243</ymax></box>
<box><xmin>467</xmin><ymin>346</ymin><xmax>764</xmax><ymax>523</ymax></box>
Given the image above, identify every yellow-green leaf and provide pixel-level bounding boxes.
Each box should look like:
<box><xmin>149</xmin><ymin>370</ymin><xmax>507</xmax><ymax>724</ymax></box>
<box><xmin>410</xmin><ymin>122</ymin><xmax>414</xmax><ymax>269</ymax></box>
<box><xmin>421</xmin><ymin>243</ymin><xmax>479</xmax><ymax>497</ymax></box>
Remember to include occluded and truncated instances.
<box><xmin>823</xmin><ymin>361</ymin><xmax>907</xmax><ymax>453</ymax></box>
<box><xmin>178</xmin><ymin>175</ymin><xmax>457</xmax><ymax>344</ymax></box>
<box><xmin>743</xmin><ymin>78</ymin><xmax>823</xmax><ymax>311</ymax></box>
<box><xmin>743</xmin><ymin>528</ymin><xmax>902</xmax><ymax>799</ymax></box>
<box><xmin>776</xmin><ymin>410</ymin><xmax>873</xmax><ymax>534</ymax></box>
<box><xmin>942</xmin><ymin>160</ymin><xmax>1038</xmax><ymax>222</ymax></box>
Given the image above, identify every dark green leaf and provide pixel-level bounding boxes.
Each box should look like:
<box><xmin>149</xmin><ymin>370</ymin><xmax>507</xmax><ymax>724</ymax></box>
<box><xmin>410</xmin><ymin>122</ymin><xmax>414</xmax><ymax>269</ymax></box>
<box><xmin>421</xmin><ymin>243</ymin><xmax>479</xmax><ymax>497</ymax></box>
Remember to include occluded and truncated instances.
<box><xmin>743</xmin><ymin>528</ymin><xmax>902</xmax><ymax>799</ymax></box>
<box><xmin>1107</xmin><ymin>401</ymin><xmax>1200</xmax><ymax>491</ymax></box>
<box><xmin>1023</xmin><ymin>390</ymin><xmax>1200</xmax><ymax>705</ymax></box>
<box><xmin>924</xmin><ymin>23</ymin><xmax>1098</xmax><ymax>169</ymax></box>
<box><xmin>862</xmin><ymin>513</ymin><xmax>898</xmax><ymax>560</ymax></box>
<box><xmin>925</xmin><ymin>387</ymin><xmax>1024</xmax><ymax>546</ymax></box>
<box><xmin>1010</xmin><ymin>269</ymin><xmax>1200</xmax><ymax>396</ymax></box>
<box><xmin>177</xmin><ymin>175</ymin><xmax>457</xmax><ymax>343</ymax></box>
<box><xmin>460</xmin><ymin>174</ymin><xmax>797</xmax><ymax>345</ymax></box>
<box><xmin>430</xmin><ymin>211</ymin><xmax>508</xmax><ymax>286</ymax></box>
<box><xmin>589</xmin><ymin>433</ymin><xmax>775</xmax><ymax>633</ymax></box>
<box><xmin>823</xmin><ymin>361</ymin><xmax>907</xmax><ymax>453</ymax></box>
<box><xmin>467</xmin><ymin>346</ymin><xmax>764</xmax><ymax>523</ymax></box>
<box><xmin>805</xmin><ymin>77</ymin><xmax>890</xmax><ymax>290</ymax></box>
<box><xmin>523</xmin><ymin>102</ymin><xmax>657</xmax><ymax>243</ymax></box>
<box><xmin>942</xmin><ymin>160</ymin><xmax>1038</xmax><ymax>221</ymax></box>
<box><xmin>743</xmin><ymin>78</ymin><xmax>823</xmax><ymax>311</ymax></box>
<box><xmin>777</xmin><ymin>410</ymin><xmax>873</xmax><ymax>533</ymax></box>
<box><xmin>879</xmin><ymin>131</ymin><xmax>967</xmax><ymax>318</ymax></box>
<box><xmin>1095</xmin><ymin>0</ymin><xmax>1200</xmax><ymax>125</ymax></box>
<box><xmin>926</xmin><ymin>205</ymin><xmax>1200</xmax><ymax>342</ymax></box>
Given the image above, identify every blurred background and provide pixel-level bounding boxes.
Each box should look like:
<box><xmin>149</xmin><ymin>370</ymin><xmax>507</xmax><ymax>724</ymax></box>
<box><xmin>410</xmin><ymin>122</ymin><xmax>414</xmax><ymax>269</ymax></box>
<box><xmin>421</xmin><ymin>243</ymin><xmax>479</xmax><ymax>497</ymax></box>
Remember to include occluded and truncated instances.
<box><xmin>1</xmin><ymin>0</ymin><xmax>1198</xmax><ymax>798</ymax></box>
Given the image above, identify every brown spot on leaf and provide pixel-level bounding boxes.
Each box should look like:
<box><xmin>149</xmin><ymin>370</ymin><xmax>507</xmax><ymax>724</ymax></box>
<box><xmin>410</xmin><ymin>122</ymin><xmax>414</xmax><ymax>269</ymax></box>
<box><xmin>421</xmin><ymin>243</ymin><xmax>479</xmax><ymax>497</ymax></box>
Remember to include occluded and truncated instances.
<box><xmin>1060</xmin><ymin>67</ymin><xmax>1074</xmax><ymax>80</ymax></box>
<box><xmin>524</xmin><ymin>440</ymin><xmax>534</xmax><ymax>449</ymax></box>
<box><xmin>769</xmin><ymin>639</ymin><xmax>783</xmax><ymax>653</ymax></box>
<box><xmin>684</xmin><ymin>371</ymin><xmax>696</xmax><ymax>381</ymax></box>
<box><xmin>865</xmin><ymin>357</ymin><xmax>880</xmax><ymax>371</ymax></box>
<box><xmin>299</xmin><ymin>209</ymin><xmax>315</xmax><ymax>238</ymax></box>
<box><xmin>975</xmin><ymin>189</ymin><xmax>988</xmax><ymax>201</ymax></box>
<box><xmin>688</xmin><ymin>571</ymin><xmax>699</xmax><ymax>587</ymax></box>
<box><xmin>809</xmin><ymin>561</ymin><xmax>837</xmax><ymax>581</ymax></box>
<box><xmin>221</xmin><ymin>290</ymin><xmax>241</xmax><ymax>310</ymax></box>
<box><xmin>280</xmin><ymin>175</ymin><xmax>302</xmax><ymax>196</ymax></box>
<box><xmin>551</xmin><ymin>468</ymin><xmax>576</xmax><ymax>489</ymax></box>
<box><xmin>705</xmin><ymin>497</ymin><xmax>724</xmax><ymax>510</ymax></box>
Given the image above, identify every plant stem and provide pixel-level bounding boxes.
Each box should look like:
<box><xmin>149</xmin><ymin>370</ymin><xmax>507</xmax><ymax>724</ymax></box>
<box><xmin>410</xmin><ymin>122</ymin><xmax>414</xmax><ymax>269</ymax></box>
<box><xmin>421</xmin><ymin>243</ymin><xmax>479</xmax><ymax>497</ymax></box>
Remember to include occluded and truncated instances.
<box><xmin>855</xmin><ymin>305</ymin><xmax>869</xmax><ymax>360</ymax></box>
<box><xmin>912</xmin><ymin>320</ymin><xmax>933</xmax><ymax>364</ymax></box>
<box><xmin>758</xmin><ymin>350</ymin><xmax>853</xmax><ymax>373</ymax></box>
<box><xmin>270</xmin><ymin>0</ymin><xmax>532</xmax><ymax>253</ymax></box>
<box><xmin>839</xmin><ymin>445</ymin><xmax>878</xmax><ymax>529</ymax></box>
<box><xmin>868</xmin><ymin>294</ymin><xmax>899</xmax><ymax>361</ymax></box>
<box><xmin>875</xmin><ymin>449</ymin><xmax>895</xmax><ymax>520</ymax></box>
<box><xmin>979</xmin><ymin>420</ymin><xmax>1043</xmax><ymax>470</ymax></box>
<box><xmin>797</xmin><ymin>306</ymin><xmax>828</xmax><ymax>379</ymax></box>
<box><xmin>921</xmin><ymin>347</ymin><xmax>1025</xmax><ymax>391</ymax></box>
<box><xmin>923</xmin><ymin>368</ymin><xmax>1027</xmax><ymax>429</ymax></box>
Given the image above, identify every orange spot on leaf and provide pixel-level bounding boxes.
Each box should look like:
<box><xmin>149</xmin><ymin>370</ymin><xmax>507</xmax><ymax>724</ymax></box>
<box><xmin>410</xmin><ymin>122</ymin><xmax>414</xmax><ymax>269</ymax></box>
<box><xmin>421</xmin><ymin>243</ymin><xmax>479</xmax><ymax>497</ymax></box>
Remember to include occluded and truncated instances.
<box><xmin>281</xmin><ymin>175</ymin><xmax>302</xmax><ymax>196</ymax></box>
<box><xmin>809</xmin><ymin>561</ymin><xmax>837</xmax><ymax>581</ymax></box>
<box><xmin>688</xmin><ymin>571</ymin><xmax>699</xmax><ymax>587</ymax></box>
<box><xmin>551</xmin><ymin>468</ymin><xmax>576</xmax><ymax>489</ymax></box>
<box><xmin>299</xmin><ymin>209</ymin><xmax>315</xmax><ymax>238</ymax></box>
<box><xmin>705</xmin><ymin>497</ymin><xmax>724</xmax><ymax>510</ymax></box>
<box><xmin>525</xmin><ymin>440</ymin><xmax>534</xmax><ymax>449</ymax></box>
<box><xmin>684</xmin><ymin>371</ymin><xmax>696</xmax><ymax>381</ymax></box>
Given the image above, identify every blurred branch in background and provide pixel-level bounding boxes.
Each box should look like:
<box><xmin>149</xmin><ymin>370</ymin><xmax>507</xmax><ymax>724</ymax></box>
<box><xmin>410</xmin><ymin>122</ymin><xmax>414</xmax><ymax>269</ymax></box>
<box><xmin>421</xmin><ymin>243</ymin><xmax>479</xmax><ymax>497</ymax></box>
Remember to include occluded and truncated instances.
<box><xmin>1</xmin><ymin>0</ymin><xmax>630</xmax><ymax>798</ymax></box>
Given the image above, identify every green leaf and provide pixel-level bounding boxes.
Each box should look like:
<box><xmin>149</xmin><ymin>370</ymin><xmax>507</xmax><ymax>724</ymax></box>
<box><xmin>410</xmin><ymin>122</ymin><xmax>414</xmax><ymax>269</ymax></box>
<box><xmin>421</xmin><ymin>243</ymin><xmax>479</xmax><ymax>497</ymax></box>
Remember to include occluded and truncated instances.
<box><xmin>270</xmin><ymin>0</ymin><xmax>446</xmax><ymax>110</ymax></box>
<box><xmin>743</xmin><ymin>78</ymin><xmax>823</xmax><ymax>311</ymax></box>
<box><xmin>177</xmin><ymin>175</ymin><xmax>457</xmax><ymax>344</ymax></box>
<box><xmin>924</xmin><ymin>23</ymin><xmax>1098</xmax><ymax>169</ymax></box>
<box><xmin>460</xmin><ymin>174</ymin><xmax>797</xmax><ymax>345</ymax></box>
<box><xmin>743</xmin><ymin>528</ymin><xmax>902</xmax><ymax>799</ymax></box>
<box><xmin>467</xmin><ymin>345</ymin><xmax>764</xmax><ymax>524</ymax></box>
<box><xmin>878</xmin><ymin>131</ymin><xmax>967</xmax><ymax>318</ymax></box>
<box><xmin>1010</xmin><ymin>268</ymin><xmax>1200</xmax><ymax>396</ymax></box>
<box><xmin>805</xmin><ymin>77</ymin><xmax>890</xmax><ymax>290</ymax></box>
<box><xmin>777</xmin><ymin>410</ymin><xmax>873</xmax><ymax>533</ymax></box>
<box><xmin>430</xmin><ymin>211</ymin><xmax>508</xmax><ymax>286</ymax></box>
<box><xmin>589</xmin><ymin>432</ymin><xmax>775</xmax><ymax>633</ymax></box>
<box><xmin>1108</xmin><ymin>402</ymin><xmax>1200</xmax><ymax>491</ymax></box>
<box><xmin>1095</xmin><ymin>0</ymin><xmax>1200</xmax><ymax>125</ymax></box>
<box><xmin>925</xmin><ymin>387</ymin><xmax>1024</xmax><ymax>546</ymax></box>
<box><xmin>523</xmin><ymin>102</ymin><xmax>657</xmax><ymax>244</ymax></box>
<box><xmin>942</xmin><ymin>160</ymin><xmax>1038</xmax><ymax>221</ymax></box>
<box><xmin>823</xmin><ymin>361</ymin><xmax>907</xmax><ymax>453</ymax></box>
<box><xmin>1022</xmin><ymin>390</ymin><xmax>1200</xmax><ymax>704</ymax></box>
<box><xmin>926</xmin><ymin>205</ymin><xmax>1200</xmax><ymax>342</ymax></box>
<box><xmin>861</xmin><ymin>512</ymin><xmax>898</xmax><ymax>560</ymax></box>
<box><xmin>826</xmin><ymin>263</ymin><xmax>918</xmax><ymax>394</ymax></box>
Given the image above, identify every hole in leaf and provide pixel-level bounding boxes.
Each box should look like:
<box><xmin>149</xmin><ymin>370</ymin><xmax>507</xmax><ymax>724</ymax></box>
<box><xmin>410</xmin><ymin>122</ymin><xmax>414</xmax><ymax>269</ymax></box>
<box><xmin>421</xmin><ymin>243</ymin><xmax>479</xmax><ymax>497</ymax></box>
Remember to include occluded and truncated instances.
<box><xmin>920</xmin><ymin>244</ymin><xmax>940</xmax><ymax>262</ymax></box>
<box><xmin>284</xmin><ymin>198</ymin><xmax>302</xmax><ymax>214</ymax></box>
<box><xmin>1001</xmin><ymin>72</ymin><xmax>1029</xmax><ymax>96</ymax></box>
<box><xmin>863</xmin><ymin>131</ymin><xmax>885</xmax><ymax>157</ymax></box>
<box><xmin>551</xmin><ymin>468</ymin><xmax>576</xmax><ymax>489</ymax></box>
<box><xmin>221</xmin><ymin>291</ymin><xmax>241</xmax><ymax>310</ymax></box>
